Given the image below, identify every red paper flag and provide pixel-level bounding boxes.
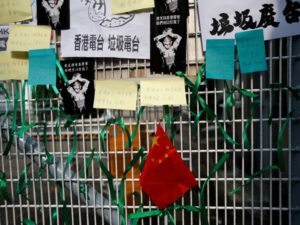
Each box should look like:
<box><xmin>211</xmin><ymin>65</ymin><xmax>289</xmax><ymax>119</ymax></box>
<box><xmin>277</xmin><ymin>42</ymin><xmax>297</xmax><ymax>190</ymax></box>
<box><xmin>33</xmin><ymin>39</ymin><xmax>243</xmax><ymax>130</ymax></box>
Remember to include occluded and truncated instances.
<box><xmin>140</xmin><ymin>124</ymin><xmax>197</xmax><ymax>209</ymax></box>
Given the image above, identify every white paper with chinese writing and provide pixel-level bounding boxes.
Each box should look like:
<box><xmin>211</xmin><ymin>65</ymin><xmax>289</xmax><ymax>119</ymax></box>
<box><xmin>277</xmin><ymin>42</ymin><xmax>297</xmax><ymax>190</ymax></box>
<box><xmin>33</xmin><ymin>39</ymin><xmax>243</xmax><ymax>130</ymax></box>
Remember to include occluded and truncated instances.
<box><xmin>93</xmin><ymin>80</ymin><xmax>138</xmax><ymax>111</ymax></box>
<box><xmin>61</xmin><ymin>0</ymin><xmax>150</xmax><ymax>59</ymax></box>
<box><xmin>198</xmin><ymin>0</ymin><xmax>300</xmax><ymax>50</ymax></box>
<box><xmin>140</xmin><ymin>77</ymin><xmax>187</xmax><ymax>106</ymax></box>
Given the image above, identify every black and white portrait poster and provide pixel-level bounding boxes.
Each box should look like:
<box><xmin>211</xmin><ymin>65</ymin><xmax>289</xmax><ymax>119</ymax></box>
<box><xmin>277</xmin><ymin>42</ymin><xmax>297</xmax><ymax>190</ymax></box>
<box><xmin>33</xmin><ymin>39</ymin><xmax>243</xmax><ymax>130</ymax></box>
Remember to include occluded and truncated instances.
<box><xmin>153</xmin><ymin>0</ymin><xmax>189</xmax><ymax>17</ymax></box>
<box><xmin>150</xmin><ymin>14</ymin><xmax>187</xmax><ymax>74</ymax></box>
<box><xmin>0</xmin><ymin>25</ymin><xmax>9</xmax><ymax>52</ymax></box>
<box><xmin>37</xmin><ymin>0</ymin><xmax>70</xmax><ymax>30</ymax></box>
<box><xmin>58</xmin><ymin>59</ymin><xmax>96</xmax><ymax>116</ymax></box>
<box><xmin>61</xmin><ymin>0</ymin><xmax>150</xmax><ymax>59</ymax></box>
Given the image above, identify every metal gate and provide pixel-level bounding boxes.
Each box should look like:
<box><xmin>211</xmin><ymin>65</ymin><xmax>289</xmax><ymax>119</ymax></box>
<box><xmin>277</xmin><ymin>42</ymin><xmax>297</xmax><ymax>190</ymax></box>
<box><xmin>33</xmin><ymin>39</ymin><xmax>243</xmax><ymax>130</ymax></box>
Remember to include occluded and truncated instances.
<box><xmin>1</xmin><ymin>1</ymin><xmax>300</xmax><ymax>225</ymax></box>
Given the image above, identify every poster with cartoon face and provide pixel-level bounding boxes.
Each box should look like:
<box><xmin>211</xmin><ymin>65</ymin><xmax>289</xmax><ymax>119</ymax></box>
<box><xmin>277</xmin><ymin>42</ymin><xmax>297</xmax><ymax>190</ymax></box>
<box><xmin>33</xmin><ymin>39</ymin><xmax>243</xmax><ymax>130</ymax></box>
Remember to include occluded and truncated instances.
<box><xmin>37</xmin><ymin>0</ymin><xmax>70</xmax><ymax>30</ymax></box>
<box><xmin>150</xmin><ymin>14</ymin><xmax>187</xmax><ymax>74</ymax></box>
<box><xmin>58</xmin><ymin>59</ymin><xmax>96</xmax><ymax>116</ymax></box>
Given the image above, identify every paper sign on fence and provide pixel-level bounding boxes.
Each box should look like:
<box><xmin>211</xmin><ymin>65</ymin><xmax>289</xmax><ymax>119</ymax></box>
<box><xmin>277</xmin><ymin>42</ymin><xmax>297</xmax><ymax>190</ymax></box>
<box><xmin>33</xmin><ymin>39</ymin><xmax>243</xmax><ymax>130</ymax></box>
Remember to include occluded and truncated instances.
<box><xmin>28</xmin><ymin>48</ymin><xmax>56</xmax><ymax>85</ymax></box>
<box><xmin>111</xmin><ymin>0</ymin><xmax>154</xmax><ymax>14</ymax></box>
<box><xmin>7</xmin><ymin>25</ymin><xmax>51</xmax><ymax>52</ymax></box>
<box><xmin>0</xmin><ymin>0</ymin><xmax>32</xmax><ymax>25</ymax></box>
<box><xmin>94</xmin><ymin>80</ymin><xmax>138</xmax><ymax>111</ymax></box>
<box><xmin>206</xmin><ymin>39</ymin><xmax>235</xmax><ymax>80</ymax></box>
<box><xmin>140</xmin><ymin>77</ymin><xmax>187</xmax><ymax>106</ymax></box>
<box><xmin>0</xmin><ymin>52</ymin><xmax>28</xmax><ymax>80</ymax></box>
<box><xmin>236</xmin><ymin>29</ymin><xmax>267</xmax><ymax>74</ymax></box>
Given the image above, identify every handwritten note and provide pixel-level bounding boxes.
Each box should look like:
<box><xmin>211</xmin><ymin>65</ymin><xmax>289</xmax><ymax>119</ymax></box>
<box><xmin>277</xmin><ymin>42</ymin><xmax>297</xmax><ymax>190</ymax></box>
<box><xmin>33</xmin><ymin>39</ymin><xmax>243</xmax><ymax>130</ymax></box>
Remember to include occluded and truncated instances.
<box><xmin>140</xmin><ymin>77</ymin><xmax>187</xmax><ymax>106</ymax></box>
<box><xmin>93</xmin><ymin>80</ymin><xmax>138</xmax><ymax>111</ymax></box>
<box><xmin>7</xmin><ymin>25</ymin><xmax>51</xmax><ymax>52</ymax></box>
<box><xmin>111</xmin><ymin>0</ymin><xmax>154</xmax><ymax>14</ymax></box>
<box><xmin>0</xmin><ymin>0</ymin><xmax>32</xmax><ymax>24</ymax></box>
<box><xmin>236</xmin><ymin>29</ymin><xmax>267</xmax><ymax>74</ymax></box>
<box><xmin>0</xmin><ymin>52</ymin><xmax>28</xmax><ymax>80</ymax></box>
<box><xmin>206</xmin><ymin>39</ymin><xmax>235</xmax><ymax>80</ymax></box>
<box><xmin>28</xmin><ymin>48</ymin><xmax>56</xmax><ymax>85</ymax></box>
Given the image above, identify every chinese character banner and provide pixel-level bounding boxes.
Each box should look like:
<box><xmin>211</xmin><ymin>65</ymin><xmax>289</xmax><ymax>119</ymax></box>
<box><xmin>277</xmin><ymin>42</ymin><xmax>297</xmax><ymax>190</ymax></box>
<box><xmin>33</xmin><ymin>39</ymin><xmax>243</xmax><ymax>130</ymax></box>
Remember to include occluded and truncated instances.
<box><xmin>61</xmin><ymin>0</ymin><xmax>150</xmax><ymax>59</ymax></box>
<box><xmin>198</xmin><ymin>0</ymin><xmax>300</xmax><ymax>50</ymax></box>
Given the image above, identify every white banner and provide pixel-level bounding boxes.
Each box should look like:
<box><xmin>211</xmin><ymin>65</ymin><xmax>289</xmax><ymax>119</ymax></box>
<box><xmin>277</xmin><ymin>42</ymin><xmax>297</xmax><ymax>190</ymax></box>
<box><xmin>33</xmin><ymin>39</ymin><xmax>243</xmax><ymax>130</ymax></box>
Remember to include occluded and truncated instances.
<box><xmin>61</xmin><ymin>0</ymin><xmax>150</xmax><ymax>59</ymax></box>
<box><xmin>198</xmin><ymin>0</ymin><xmax>300</xmax><ymax>50</ymax></box>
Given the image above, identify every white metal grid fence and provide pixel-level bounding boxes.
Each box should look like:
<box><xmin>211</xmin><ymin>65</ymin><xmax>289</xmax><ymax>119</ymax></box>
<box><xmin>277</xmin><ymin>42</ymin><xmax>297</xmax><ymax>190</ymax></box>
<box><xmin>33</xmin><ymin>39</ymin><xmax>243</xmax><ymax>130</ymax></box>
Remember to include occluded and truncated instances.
<box><xmin>1</xmin><ymin>1</ymin><xmax>300</xmax><ymax>225</ymax></box>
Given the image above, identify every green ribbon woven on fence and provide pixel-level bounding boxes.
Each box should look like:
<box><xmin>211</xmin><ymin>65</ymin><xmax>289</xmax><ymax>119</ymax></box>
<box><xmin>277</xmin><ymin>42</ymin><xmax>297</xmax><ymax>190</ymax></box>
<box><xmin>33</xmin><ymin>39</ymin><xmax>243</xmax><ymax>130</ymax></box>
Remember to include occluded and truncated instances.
<box><xmin>277</xmin><ymin>111</ymin><xmax>292</xmax><ymax>171</ymax></box>
<box><xmin>200</xmin><ymin>152</ymin><xmax>231</xmax><ymax>225</ymax></box>
<box><xmin>22</xmin><ymin>219</ymin><xmax>36</xmax><ymax>225</ymax></box>
<box><xmin>0</xmin><ymin>83</ymin><xmax>10</xmax><ymax>127</ymax></box>
<box><xmin>163</xmin><ymin>105</ymin><xmax>171</xmax><ymax>127</ymax></box>
<box><xmin>125</xmin><ymin>106</ymin><xmax>145</xmax><ymax>147</ymax></box>
<box><xmin>229</xmin><ymin>165</ymin><xmax>280</xmax><ymax>195</ymax></box>
<box><xmin>100</xmin><ymin>118</ymin><xmax>132</xmax><ymax>152</ymax></box>
<box><xmin>56</xmin><ymin>59</ymin><xmax>68</xmax><ymax>84</ymax></box>
<box><xmin>17</xmin><ymin>162</ymin><xmax>31</xmax><ymax>200</ymax></box>
<box><xmin>0</xmin><ymin>170</ymin><xmax>11</xmax><ymax>202</ymax></box>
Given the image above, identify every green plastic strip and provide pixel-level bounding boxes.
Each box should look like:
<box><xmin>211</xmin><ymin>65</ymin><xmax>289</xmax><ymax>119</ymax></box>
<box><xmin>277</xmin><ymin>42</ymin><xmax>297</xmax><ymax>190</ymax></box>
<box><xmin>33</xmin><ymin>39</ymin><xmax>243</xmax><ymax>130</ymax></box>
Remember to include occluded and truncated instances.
<box><xmin>191</xmin><ymin>110</ymin><xmax>205</xmax><ymax>138</ymax></box>
<box><xmin>125</xmin><ymin>106</ymin><xmax>145</xmax><ymax>147</ymax></box>
<box><xmin>229</xmin><ymin>165</ymin><xmax>280</xmax><ymax>195</ymax></box>
<box><xmin>200</xmin><ymin>152</ymin><xmax>231</xmax><ymax>225</ymax></box>
<box><xmin>277</xmin><ymin>111</ymin><xmax>292</xmax><ymax>171</ymax></box>
<box><xmin>22</xmin><ymin>219</ymin><xmax>36</xmax><ymax>225</ymax></box>
<box><xmin>80</xmin><ymin>148</ymin><xmax>95</xmax><ymax>178</ymax></box>
<box><xmin>56</xmin><ymin>59</ymin><xmax>68</xmax><ymax>83</ymax></box>
<box><xmin>0</xmin><ymin>170</ymin><xmax>11</xmax><ymax>202</ymax></box>
<box><xmin>66</xmin><ymin>125</ymin><xmax>77</xmax><ymax>165</ymax></box>
<box><xmin>163</xmin><ymin>105</ymin><xmax>171</xmax><ymax>127</ymax></box>
<box><xmin>3</xmin><ymin>82</ymin><xmax>19</xmax><ymax>155</ymax></box>
<box><xmin>17</xmin><ymin>162</ymin><xmax>31</xmax><ymax>199</ymax></box>
<box><xmin>50</xmin><ymin>85</ymin><xmax>59</xmax><ymax>95</ymax></box>
<box><xmin>56</xmin><ymin>183</ymin><xmax>71</xmax><ymax>225</ymax></box>
<box><xmin>100</xmin><ymin>118</ymin><xmax>132</xmax><ymax>152</ymax></box>
<box><xmin>0</xmin><ymin>83</ymin><xmax>10</xmax><ymax>127</ymax></box>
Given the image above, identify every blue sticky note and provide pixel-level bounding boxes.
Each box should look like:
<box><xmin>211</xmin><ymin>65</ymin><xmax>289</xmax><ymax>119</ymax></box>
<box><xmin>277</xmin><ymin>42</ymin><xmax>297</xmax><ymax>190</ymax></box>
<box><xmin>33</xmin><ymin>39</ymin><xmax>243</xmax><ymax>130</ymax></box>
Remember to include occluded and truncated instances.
<box><xmin>206</xmin><ymin>39</ymin><xmax>235</xmax><ymax>80</ymax></box>
<box><xmin>28</xmin><ymin>48</ymin><xmax>56</xmax><ymax>85</ymax></box>
<box><xmin>236</xmin><ymin>29</ymin><xmax>267</xmax><ymax>74</ymax></box>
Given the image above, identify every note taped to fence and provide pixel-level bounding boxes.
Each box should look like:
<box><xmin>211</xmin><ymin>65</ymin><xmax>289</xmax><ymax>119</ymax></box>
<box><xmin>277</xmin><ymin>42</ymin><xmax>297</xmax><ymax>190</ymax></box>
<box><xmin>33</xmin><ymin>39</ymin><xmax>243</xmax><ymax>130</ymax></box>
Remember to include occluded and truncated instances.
<box><xmin>0</xmin><ymin>52</ymin><xmax>28</xmax><ymax>80</ymax></box>
<box><xmin>7</xmin><ymin>25</ymin><xmax>51</xmax><ymax>52</ymax></box>
<box><xmin>235</xmin><ymin>29</ymin><xmax>267</xmax><ymax>74</ymax></box>
<box><xmin>28</xmin><ymin>48</ymin><xmax>56</xmax><ymax>85</ymax></box>
<box><xmin>0</xmin><ymin>0</ymin><xmax>32</xmax><ymax>24</ymax></box>
<box><xmin>140</xmin><ymin>77</ymin><xmax>187</xmax><ymax>106</ymax></box>
<box><xmin>93</xmin><ymin>80</ymin><xmax>138</xmax><ymax>111</ymax></box>
<box><xmin>111</xmin><ymin>0</ymin><xmax>154</xmax><ymax>14</ymax></box>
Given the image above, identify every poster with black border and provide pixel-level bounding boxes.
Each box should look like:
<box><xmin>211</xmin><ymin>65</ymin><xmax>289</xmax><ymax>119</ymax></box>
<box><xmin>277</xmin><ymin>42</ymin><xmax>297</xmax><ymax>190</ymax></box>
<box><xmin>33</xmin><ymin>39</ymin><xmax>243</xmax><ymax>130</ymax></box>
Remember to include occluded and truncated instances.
<box><xmin>58</xmin><ymin>58</ymin><xmax>96</xmax><ymax>117</ymax></box>
<box><xmin>153</xmin><ymin>0</ymin><xmax>189</xmax><ymax>17</ymax></box>
<box><xmin>150</xmin><ymin>14</ymin><xmax>187</xmax><ymax>74</ymax></box>
<box><xmin>37</xmin><ymin>0</ymin><xmax>70</xmax><ymax>30</ymax></box>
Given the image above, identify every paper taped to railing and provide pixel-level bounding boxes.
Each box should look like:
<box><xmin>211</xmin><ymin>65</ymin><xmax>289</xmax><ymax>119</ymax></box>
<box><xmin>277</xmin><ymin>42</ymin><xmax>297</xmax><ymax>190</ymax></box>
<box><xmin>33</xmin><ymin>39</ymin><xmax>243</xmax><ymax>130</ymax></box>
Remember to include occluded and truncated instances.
<box><xmin>140</xmin><ymin>77</ymin><xmax>187</xmax><ymax>106</ymax></box>
<box><xmin>0</xmin><ymin>52</ymin><xmax>28</xmax><ymax>80</ymax></box>
<box><xmin>7</xmin><ymin>25</ymin><xmax>51</xmax><ymax>52</ymax></box>
<box><xmin>93</xmin><ymin>80</ymin><xmax>138</xmax><ymax>111</ymax></box>
<box><xmin>0</xmin><ymin>0</ymin><xmax>32</xmax><ymax>24</ymax></box>
<box><xmin>111</xmin><ymin>0</ymin><xmax>154</xmax><ymax>14</ymax></box>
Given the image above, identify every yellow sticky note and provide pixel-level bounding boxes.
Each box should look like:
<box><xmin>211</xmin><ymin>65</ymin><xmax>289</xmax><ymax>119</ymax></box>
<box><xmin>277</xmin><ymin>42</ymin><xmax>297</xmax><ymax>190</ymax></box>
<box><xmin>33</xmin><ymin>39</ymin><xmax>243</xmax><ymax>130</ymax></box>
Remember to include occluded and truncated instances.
<box><xmin>0</xmin><ymin>0</ymin><xmax>32</xmax><ymax>24</ymax></box>
<box><xmin>140</xmin><ymin>77</ymin><xmax>187</xmax><ymax>106</ymax></box>
<box><xmin>7</xmin><ymin>25</ymin><xmax>51</xmax><ymax>52</ymax></box>
<box><xmin>94</xmin><ymin>80</ymin><xmax>138</xmax><ymax>111</ymax></box>
<box><xmin>0</xmin><ymin>52</ymin><xmax>28</xmax><ymax>80</ymax></box>
<box><xmin>111</xmin><ymin>0</ymin><xmax>154</xmax><ymax>14</ymax></box>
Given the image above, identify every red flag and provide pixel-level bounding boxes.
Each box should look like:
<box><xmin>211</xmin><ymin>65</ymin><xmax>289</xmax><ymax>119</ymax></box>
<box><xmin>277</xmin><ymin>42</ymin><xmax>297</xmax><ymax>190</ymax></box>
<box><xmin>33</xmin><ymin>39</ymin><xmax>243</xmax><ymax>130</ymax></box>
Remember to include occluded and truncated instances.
<box><xmin>140</xmin><ymin>124</ymin><xmax>197</xmax><ymax>209</ymax></box>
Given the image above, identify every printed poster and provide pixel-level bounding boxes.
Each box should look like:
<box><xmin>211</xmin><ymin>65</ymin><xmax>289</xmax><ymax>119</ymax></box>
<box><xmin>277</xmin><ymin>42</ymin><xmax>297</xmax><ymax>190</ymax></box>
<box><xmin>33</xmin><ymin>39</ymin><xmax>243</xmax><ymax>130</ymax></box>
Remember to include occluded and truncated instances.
<box><xmin>198</xmin><ymin>0</ymin><xmax>300</xmax><ymax>50</ymax></box>
<box><xmin>0</xmin><ymin>25</ymin><xmax>9</xmax><ymax>52</ymax></box>
<box><xmin>154</xmin><ymin>0</ymin><xmax>189</xmax><ymax>17</ymax></box>
<box><xmin>150</xmin><ymin>14</ymin><xmax>187</xmax><ymax>74</ymax></box>
<box><xmin>61</xmin><ymin>0</ymin><xmax>150</xmax><ymax>59</ymax></box>
<box><xmin>37</xmin><ymin>0</ymin><xmax>70</xmax><ymax>30</ymax></box>
<box><xmin>58</xmin><ymin>59</ymin><xmax>96</xmax><ymax>116</ymax></box>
